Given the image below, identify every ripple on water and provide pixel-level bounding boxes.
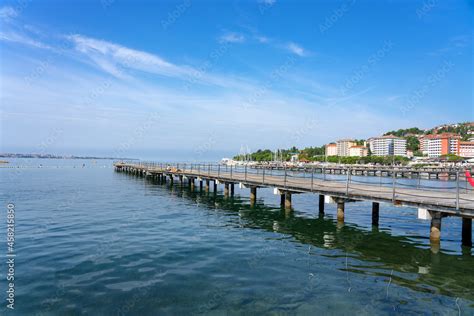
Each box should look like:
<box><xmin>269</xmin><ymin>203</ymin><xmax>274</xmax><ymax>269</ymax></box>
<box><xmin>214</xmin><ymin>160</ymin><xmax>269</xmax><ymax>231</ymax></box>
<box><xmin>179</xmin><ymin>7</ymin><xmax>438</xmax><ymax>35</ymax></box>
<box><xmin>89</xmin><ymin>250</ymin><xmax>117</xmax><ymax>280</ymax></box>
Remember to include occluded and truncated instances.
<box><xmin>0</xmin><ymin>164</ymin><xmax>473</xmax><ymax>315</ymax></box>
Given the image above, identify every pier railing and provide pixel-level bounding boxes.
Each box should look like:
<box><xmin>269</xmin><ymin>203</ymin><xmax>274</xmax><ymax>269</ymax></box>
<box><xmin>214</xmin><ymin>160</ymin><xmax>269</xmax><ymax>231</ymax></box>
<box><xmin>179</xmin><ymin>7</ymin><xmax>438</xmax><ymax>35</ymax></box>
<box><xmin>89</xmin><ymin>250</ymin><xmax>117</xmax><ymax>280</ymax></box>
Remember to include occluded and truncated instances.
<box><xmin>114</xmin><ymin>161</ymin><xmax>474</xmax><ymax>211</ymax></box>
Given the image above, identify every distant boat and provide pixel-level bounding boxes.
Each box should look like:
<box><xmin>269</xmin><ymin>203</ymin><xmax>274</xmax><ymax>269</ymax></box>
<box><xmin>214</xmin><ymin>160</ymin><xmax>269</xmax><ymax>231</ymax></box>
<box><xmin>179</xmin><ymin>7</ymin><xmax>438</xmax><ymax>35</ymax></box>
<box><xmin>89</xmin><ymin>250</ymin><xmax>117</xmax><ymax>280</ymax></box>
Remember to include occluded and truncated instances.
<box><xmin>0</xmin><ymin>160</ymin><xmax>9</xmax><ymax>164</ymax></box>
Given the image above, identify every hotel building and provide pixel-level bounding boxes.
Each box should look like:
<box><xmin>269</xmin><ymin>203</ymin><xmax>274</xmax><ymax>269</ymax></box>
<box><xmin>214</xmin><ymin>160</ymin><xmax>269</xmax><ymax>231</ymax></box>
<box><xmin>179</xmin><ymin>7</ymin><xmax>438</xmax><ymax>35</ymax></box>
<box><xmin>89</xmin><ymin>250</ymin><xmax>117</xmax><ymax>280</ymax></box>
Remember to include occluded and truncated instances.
<box><xmin>368</xmin><ymin>135</ymin><xmax>407</xmax><ymax>156</ymax></box>
<box><xmin>423</xmin><ymin>133</ymin><xmax>460</xmax><ymax>158</ymax></box>
<box><xmin>349</xmin><ymin>145</ymin><xmax>368</xmax><ymax>157</ymax></box>
<box><xmin>336</xmin><ymin>139</ymin><xmax>356</xmax><ymax>157</ymax></box>
<box><xmin>458</xmin><ymin>141</ymin><xmax>474</xmax><ymax>158</ymax></box>
<box><xmin>325</xmin><ymin>143</ymin><xmax>337</xmax><ymax>156</ymax></box>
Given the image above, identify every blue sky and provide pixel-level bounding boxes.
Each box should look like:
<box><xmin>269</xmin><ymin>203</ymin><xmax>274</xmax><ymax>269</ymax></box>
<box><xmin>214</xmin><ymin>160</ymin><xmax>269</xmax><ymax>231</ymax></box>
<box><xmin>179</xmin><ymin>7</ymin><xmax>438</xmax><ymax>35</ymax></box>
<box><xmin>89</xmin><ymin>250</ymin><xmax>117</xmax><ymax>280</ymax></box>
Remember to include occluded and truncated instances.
<box><xmin>0</xmin><ymin>0</ymin><xmax>472</xmax><ymax>160</ymax></box>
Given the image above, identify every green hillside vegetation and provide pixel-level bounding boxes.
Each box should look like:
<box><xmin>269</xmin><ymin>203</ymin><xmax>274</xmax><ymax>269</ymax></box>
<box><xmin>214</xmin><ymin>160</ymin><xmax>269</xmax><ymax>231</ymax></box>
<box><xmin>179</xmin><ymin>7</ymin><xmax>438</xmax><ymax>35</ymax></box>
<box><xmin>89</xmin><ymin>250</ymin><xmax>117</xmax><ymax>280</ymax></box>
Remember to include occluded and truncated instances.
<box><xmin>384</xmin><ymin>127</ymin><xmax>425</xmax><ymax>137</ymax></box>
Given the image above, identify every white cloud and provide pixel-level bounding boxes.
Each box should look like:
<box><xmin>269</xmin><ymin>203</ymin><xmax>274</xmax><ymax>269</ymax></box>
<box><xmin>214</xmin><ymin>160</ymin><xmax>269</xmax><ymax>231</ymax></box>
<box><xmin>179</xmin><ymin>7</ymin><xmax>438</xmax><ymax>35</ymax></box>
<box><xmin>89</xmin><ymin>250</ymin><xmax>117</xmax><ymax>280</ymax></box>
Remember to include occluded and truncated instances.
<box><xmin>255</xmin><ymin>35</ymin><xmax>269</xmax><ymax>43</ymax></box>
<box><xmin>67</xmin><ymin>34</ymin><xmax>258</xmax><ymax>91</ymax></box>
<box><xmin>258</xmin><ymin>0</ymin><xmax>276</xmax><ymax>5</ymax></box>
<box><xmin>286</xmin><ymin>42</ymin><xmax>306</xmax><ymax>57</ymax></box>
<box><xmin>0</xmin><ymin>6</ymin><xmax>18</xmax><ymax>21</ymax></box>
<box><xmin>218</xmin><ymin>32</ymin><xmax>245</xmax><ymax>43</ymax></box>
<box><xmin>0</xmin><ymin>30</ymin><xmax>53</xmax><ymax>50</ymax></box>
<box><xmin>68</xmin><ymin>34</ymin><xmax>194</xmax><ymax>79</ymax></box>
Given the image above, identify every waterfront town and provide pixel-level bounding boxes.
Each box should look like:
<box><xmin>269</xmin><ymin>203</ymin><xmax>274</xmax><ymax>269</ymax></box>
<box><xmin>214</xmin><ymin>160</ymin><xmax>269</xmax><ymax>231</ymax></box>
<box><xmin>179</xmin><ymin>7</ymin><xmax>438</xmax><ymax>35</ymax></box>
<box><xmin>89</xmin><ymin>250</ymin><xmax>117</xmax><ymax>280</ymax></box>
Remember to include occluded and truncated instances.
<box><xmin>231</xmin><ymin>122</ymin><xmax>474</xmax><ymax>165</ymax></box>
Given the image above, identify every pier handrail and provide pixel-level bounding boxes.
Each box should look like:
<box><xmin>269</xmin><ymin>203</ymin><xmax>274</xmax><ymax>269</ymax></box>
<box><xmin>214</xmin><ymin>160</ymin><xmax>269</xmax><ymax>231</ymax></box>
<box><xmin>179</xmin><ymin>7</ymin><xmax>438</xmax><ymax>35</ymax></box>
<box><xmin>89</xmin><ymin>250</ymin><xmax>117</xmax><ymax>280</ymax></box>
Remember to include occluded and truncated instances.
<box><xmin>114</xmin><ymin>161</ymin><xmax>474</xmax><ymax>212</ymax></box>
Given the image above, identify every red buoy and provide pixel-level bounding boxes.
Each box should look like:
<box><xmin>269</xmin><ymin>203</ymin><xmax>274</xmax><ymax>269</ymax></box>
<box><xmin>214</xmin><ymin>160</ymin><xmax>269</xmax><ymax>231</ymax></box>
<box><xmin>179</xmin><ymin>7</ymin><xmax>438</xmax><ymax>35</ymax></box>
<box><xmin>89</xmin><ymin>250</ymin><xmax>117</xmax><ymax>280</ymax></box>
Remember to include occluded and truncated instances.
<box><xmin>466</xmin><ymin>170</ymin><xmax>474</xmax><ymax>187</ymax></box>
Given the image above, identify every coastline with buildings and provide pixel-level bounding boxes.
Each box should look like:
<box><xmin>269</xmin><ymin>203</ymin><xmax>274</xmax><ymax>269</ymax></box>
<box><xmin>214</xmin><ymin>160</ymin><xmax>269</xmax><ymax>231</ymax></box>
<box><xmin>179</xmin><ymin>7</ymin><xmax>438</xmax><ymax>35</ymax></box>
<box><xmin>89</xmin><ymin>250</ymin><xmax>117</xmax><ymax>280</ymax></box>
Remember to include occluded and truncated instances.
<box><xmin>231</xmin><ymin>121</ymin><xmax>474</xmax><ymax>166</ymax></box>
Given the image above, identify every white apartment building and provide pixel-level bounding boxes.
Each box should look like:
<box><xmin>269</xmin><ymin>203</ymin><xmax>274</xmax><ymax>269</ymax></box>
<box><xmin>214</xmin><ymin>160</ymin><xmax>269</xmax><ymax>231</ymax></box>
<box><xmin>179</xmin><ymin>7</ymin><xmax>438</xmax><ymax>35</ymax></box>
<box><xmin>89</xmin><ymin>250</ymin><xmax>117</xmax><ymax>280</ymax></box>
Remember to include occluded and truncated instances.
<box><xmin>368</xmin><ymin>135</ymin><xmax>407</xmax><ymax>156</ymax></box>
<box><xmin>336</xmin><ymin>139</ymin><xmax>356</xmax><ymax>157</ymax></box>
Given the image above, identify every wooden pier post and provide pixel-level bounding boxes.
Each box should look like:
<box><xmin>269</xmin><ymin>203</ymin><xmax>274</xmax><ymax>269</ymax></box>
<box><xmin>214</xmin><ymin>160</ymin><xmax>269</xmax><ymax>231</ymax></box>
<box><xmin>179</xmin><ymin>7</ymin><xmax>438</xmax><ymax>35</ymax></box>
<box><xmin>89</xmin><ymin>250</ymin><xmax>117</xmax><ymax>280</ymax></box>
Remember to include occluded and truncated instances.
<box><xmin>429</xmin><ymin>211</ymin><xmax>442</xmax><ymax>243</ymax></box>
<box><xmin>462</xmin><ymin>217</ymin><xmax>472</xmax><ymax>247</ymax></box>
<box><xmin>169</xmin><ymin>175</ymin><xmax>173</xmax><ymax>185</ymax></box>
<box><xmin>224</xmin><ymin>183</ymin><xmax>229</xmax><ymax>197</ymax></box>
<box><xmin>280</xmin><ymin>193</ymin><xmax>285</xmax><ymax>207</ymax></box>
<box><xmin>230</xmin><ymin>183</ymin><xmax>234</xmax><ymax>197</ymax></box>
<box><xmin>337</xmin><ymin>200</ymin><xmax>345</xmax><ymax>222</ymax></box>
<box><xmin>372</xmin><ymin>202</ymin><xmax>380</xmax><ymax>226</ymax></box>
<box><xmin>190</xmin><ymin>178</ymin><xmax>195</xmax><ymax>190</ymax></box>
<box><xmin>199</xmin><ymin>180</ymin><xmax>203</xmax><ymax>191</ymax></box>
<box><xmin>250</xmin><ymin>186</ymin><xmax>257</xmax><ymax>205</ymax></box>
<box><xmin>213</xmin><ymin>181</ymin><xmax>217</xmax><ymax>193</ymax></box>
<box><xmin>205</xmin><ymin>179</ymin><xmax>210</xmax><ymax>193</ymax></box>
<box><xmin>285</xmin><ymin>192</ymin><xmax>292</xmax><ymax>209</ymax></box>
<box><xmin>318</xmin><ymin>195</ymin><xmax>325</xmax><ymax>214</ymax></box>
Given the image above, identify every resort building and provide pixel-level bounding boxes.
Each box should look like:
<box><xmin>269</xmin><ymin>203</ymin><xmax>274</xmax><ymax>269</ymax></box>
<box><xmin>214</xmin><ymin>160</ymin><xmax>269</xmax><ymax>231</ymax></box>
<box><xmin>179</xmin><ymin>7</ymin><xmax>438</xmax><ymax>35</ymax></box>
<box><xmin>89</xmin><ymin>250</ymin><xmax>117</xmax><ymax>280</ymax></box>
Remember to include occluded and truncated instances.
<box><xmin>458</xmin><ymin>141</ymin><xmax>474</xmax><ymax>158</ymax></box>
<box><xmin>349</xmin><ymin>145</ymin><xmax>368</xmax><ymax>157</ymax></box>
<box><xmin>336</xmin><ymin>139</ymin><xmax>356</xmax><ymax>157</ymax></box>
<box><xmin>424</xmin><ymin>133</ymin><xmax>460</xmax><ymax>158</ymax></box>
<box><xmin>368</xmin><ymin>135</ymin><xmax>407</xmax><ymax>156</ymax></box>
<box><xmin>325</xmin><ymin>143</ymin><xmax>337</xmax><ymax>156</ymax></box>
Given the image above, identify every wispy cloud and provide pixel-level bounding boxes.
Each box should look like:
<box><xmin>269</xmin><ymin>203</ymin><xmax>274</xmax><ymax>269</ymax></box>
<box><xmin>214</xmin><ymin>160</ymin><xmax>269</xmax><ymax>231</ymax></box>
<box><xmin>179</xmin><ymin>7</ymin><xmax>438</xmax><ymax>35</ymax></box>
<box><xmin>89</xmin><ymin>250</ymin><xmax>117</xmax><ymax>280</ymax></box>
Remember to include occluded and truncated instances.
<box><xmin>285</xmin><ymin>42</ymin><xmax>306</xmax><ymax>57</ymax></box>
<box><xmin>0</xmin><ymin>6</ymin><xmax>18</xmax><ymax>21</ymax></box>
<box><xmin>218</xmin><ymin>32</ymin><xmax>245</xmax><ymax>43</ymax></box>
<box><xmin>67</xmin><ymin>34</ymin><xmax>260</xmax><ymax>91</ymax></box>
<box><xmin>255</xmin><ymin>35</ymin><xmax>269</xmax><ymax>43</ymax></box>
<box><xmin>0</xmin><ymin>30</ymin><xmax>53</xmax><ymax>50</ymax></box>
<box><xmin>258</xmin><ymin>0</ymin><xmax>276</xmax><ymax>4</ymax></box>
<box><xmin>429</xmin><ymin>35</ymin><xmax>470</xmax><ymax>56</ymax></box>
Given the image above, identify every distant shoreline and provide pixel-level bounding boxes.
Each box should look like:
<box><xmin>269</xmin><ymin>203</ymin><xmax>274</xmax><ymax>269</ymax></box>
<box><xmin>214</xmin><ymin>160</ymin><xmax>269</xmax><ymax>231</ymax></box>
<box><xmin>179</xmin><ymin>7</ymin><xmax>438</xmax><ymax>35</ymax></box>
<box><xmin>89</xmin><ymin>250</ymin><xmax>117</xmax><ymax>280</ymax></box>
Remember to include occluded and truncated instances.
<box><xmin>0</xmin><ymin>154</ymin><xmax>136</xmax><ymax>160</ymax></box>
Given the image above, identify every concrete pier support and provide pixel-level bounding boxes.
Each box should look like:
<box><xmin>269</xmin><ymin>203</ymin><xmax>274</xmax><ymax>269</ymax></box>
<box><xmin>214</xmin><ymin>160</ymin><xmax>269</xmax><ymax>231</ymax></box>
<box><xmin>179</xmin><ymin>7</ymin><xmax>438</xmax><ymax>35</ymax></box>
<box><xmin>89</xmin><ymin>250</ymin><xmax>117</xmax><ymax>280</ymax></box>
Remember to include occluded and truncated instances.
<box><xmin>462</xmin><ymin>217</ymin><xmax>472</xmax><ymax>247</ymax></box>
<box><xmin>337</xmin><ymin>201</ymin><xmax>345</xmax><ymax>222</ymax></box>
<box><xmin>285</xmin><ymin>192</ymin><xmax>292</xmax><ymax>209</ymax></box>
<box><xmin>372</xmin><ymin>202</ymin><xmax>380</xmax><ymax>226</ymax></box>
<box><xmin>230</xmin><ymin>183</ymin><xmax>234</xmax><ymax>197</ymax></box>
<box><xmin>250</xmin><ymin>186</ymin><xmax>257</xmax><ymax>205</ymax></box>
<box><xmin>205</xmin><ymin>179</ymin><xmax>210</xmax><ymax>193</ymax></box>
<box><xmin>224</xmin><ymin>183</ymin><xmax>229</xmax><ymax>197</ymax></box>
<box><xmin>318</xmin><ymin>195</ymin><xmax>324</xmax><ymax>214</ymax></box>
<box><xmin>429</xmin><ymin>211</ymin><xmax>442</xmax><ymax>243</ymax></box>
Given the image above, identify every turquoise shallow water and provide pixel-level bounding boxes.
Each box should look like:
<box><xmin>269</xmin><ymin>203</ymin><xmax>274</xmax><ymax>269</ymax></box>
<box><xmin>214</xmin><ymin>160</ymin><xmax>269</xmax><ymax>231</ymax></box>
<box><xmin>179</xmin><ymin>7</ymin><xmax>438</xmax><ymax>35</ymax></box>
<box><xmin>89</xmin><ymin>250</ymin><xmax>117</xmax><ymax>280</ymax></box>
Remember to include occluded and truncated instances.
<box><xmin>0</xmin><ymin>159</ymin><xmax>473</xmax><ymax>315</ymax></box>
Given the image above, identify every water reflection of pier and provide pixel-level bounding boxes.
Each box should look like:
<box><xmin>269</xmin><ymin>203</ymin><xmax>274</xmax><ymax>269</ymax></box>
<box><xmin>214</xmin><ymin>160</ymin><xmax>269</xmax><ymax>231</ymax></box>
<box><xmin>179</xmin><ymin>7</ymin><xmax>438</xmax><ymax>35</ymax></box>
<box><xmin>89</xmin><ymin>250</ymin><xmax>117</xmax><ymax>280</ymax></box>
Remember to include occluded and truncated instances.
<box><xmin>114</xmin><ymin>162</ymin><xmax>474</xmax><ymax>250</ymax></box>
<box><xmin>122</xmin><ymin>171</ymin><xmax>474</xmax><ymax>304</ymax></box>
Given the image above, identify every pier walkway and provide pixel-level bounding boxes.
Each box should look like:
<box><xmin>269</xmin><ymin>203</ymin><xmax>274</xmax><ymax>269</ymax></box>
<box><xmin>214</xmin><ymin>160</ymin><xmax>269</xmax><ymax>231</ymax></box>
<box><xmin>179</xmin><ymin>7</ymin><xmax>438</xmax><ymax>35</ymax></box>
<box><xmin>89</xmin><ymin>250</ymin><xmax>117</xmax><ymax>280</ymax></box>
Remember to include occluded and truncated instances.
<box><xmin>114</xmin><ymin>161</ymin><xmax>474</xmax><ymax>248</ymax></box>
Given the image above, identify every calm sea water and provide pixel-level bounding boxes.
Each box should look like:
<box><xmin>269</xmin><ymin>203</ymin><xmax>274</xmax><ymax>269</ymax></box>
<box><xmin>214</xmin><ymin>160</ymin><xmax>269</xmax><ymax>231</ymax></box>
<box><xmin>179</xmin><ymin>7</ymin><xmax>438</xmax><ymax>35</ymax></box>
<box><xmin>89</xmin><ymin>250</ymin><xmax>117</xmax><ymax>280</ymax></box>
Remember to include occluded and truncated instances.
<box><xmin>1</xmin><ymin>158</ymin><xmax>473</xmax><ymax>315</ymax></box>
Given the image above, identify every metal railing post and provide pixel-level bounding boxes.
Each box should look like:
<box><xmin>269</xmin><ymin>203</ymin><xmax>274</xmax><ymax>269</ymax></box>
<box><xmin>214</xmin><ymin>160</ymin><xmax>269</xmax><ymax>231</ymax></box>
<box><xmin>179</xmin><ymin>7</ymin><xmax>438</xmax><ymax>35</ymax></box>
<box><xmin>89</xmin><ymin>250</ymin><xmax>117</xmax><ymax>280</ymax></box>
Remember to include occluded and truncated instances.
<box><xmin>230</xmin><ymin>165</ymin><xmax>233</xmax><ymax>179</ymax></box>
<box><xmin>262</xmin><ymin>168</ymin><xmax>265</xmax><ymax>184</ymax></box>
<box><xmin>392</xmin><ymin>169</ymin><xmax>396</xmax><ymax>202</ymax></box>
<box><xmin>284</xmin><ymin>165</ymin><xmax>287</xmax><ymax>189</ymax></box>
<box><xmin>218</xmin><ymin>165</ymin><xmax>220</xmax><ymax>178</ymax></box>
<box><xmin>456</xmin><ymin>170</ymin><xmax>460</xmax><ymax>210</ymax></box>
<box><xmin>208</xmin><ymin>164</ymin><xmax>210</xmax><ymax>176</ymax></box>
<box><xmin>346</xmin><ymin>167</ymin><xmax>350</xmax><ymax>195</ymax></box>
<box><xmin>311</xmin><ymin>167</ymin><xmax>314</xmax><ymax>192</ymax></box>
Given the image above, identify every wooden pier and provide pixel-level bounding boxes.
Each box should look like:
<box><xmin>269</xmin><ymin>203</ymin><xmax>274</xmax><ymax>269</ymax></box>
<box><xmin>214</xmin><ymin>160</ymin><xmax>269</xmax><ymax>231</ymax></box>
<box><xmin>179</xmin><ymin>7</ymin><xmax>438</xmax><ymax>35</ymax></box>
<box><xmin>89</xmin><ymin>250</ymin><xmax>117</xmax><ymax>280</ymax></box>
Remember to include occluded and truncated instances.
<box><xmin>114</xmin><ymin>161</ymin><xmax>474</xmax><ymax>250</ymax></box>
<box><xmin>251</xmin><ymin>164</ymin><xmax>472</xmax><ymax>180</ymax></box>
